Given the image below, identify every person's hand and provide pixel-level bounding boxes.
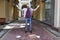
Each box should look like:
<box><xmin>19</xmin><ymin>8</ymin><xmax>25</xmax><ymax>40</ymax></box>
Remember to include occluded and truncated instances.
<box><xmin>37</xmin><ymin>5</ymin><xmax>40</xmax><ymax>8</ymax></box>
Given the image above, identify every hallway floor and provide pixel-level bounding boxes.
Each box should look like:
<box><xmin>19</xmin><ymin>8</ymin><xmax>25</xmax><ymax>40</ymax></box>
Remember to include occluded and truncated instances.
<box><xmin>0</xmin><ymin>21</ymin><xmax>60</xmax><ymax>40</ymax></box>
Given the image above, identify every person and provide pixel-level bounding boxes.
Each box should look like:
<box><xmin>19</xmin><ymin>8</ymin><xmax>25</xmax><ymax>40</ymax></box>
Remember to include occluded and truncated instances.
<box><xmin>25</xmin><ymin>5</ymin><xmax>40</xmax><ymax>33</ymax></box>
<box><xmin>17</xmin><ymin>4</ymin><xmax>39</xmax><ymax>33</ymax></box>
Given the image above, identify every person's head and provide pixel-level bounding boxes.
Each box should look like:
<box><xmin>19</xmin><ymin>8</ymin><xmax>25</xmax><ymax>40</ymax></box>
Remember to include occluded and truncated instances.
<box><xmin>26</xmin><ymin>3</ymin><xmax>31</xmax><ymax>8</ymax></box>
<box><xmin>22</xmin><ymin>5</ymin><xmax>27</xmax><ymax>9</ymax></box>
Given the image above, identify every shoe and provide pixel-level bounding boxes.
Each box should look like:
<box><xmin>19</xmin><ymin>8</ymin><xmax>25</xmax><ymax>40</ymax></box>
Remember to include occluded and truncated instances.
<box><xmin>25</xmin><ymin>31</ymin><xmax>27</xmax><ymax>33</ymax></box>
<box><xmin>29</xmin><ymin>30</ymin><xmax>32</xmax><ymax>33</ymax></box>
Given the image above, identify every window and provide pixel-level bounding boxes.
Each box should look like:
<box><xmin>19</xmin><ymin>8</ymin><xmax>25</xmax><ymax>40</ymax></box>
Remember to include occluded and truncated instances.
<box><xmin>44</xmin><ymin>0</ymin><xmax>55</xmax><ymax>25</ymax></box>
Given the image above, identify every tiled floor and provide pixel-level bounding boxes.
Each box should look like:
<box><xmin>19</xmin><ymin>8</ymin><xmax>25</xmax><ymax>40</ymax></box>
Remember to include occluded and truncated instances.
<box><xmin>0</xmin><ymin>29</ymin><xmax>9</xmax><ymax>38</ymax></box>
<box><xmin>1</xmin><ymin>22</ymin><xmax>60</xmax><ymax>40</ymax></box>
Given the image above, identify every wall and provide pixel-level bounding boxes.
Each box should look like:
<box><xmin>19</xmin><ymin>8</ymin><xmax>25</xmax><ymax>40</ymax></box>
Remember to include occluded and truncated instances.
<box><xmin>0</xmin><ymin>0</ymin><xmax>6</xmax><ymax>18</ymax></box>
<box><xmin>13</xmin><ymin>6</ymin><xmax>18</xmax><ymax>20</ymax></box>
<box><xmin>39</xmin><ymin>0</ymin><xmax>45</xmax><ymax>21</ymax></box>
<box><xmin>4</xmin><ymin>0</ymin><xmax>14</xmax><ymax>22</ymax></box>
<box><xmin>5</xmin><ymin>0</ymin><xmax>10</xmax><ymax>22</ymax></box>
<box><xmin>0</xmin><ymin>0</ymin><xmax>19</xmax><ymax>23</ymax></box>
<box><xmin>8</xmin><ymin>0</ymin><xmax>14</xmax><ymax>22</ymax></box>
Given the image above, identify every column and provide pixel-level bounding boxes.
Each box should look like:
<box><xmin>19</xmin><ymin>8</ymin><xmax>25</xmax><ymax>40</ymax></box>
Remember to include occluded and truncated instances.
<box><xmin>54</xmin><ymin>0</ymin><xmax>60</xmax><ymax>29</ymax></box>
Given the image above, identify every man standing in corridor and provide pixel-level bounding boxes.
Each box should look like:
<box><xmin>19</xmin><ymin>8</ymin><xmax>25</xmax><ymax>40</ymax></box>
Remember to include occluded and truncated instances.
<box><xmin>25</xmin><ymin>4</ymin><xmax>40</xmax><ymax>33</ymax></box>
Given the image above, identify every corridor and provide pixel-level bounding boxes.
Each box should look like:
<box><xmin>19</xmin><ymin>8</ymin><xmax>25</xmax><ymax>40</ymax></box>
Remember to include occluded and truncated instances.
<box><xmin>0</xmin><ymin>0</ymin><xmax>60</xmax><ymax>40</ymax></box>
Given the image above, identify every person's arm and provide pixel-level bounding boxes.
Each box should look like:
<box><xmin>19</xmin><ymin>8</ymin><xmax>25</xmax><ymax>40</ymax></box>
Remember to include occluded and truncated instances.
<box><xmin>18</xmin><ymin>9</ymin><xmax>23</xmax><ymax>11</ymax></box>
<box><xmin>16</xmin><ymin>5</ymin><xmax>23</xmax><ymax>11</ymax></box>
<box><xmin>32</xmin><ymin>5</ymin><xmax>40</xmax><ymax>11</ymax></box>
